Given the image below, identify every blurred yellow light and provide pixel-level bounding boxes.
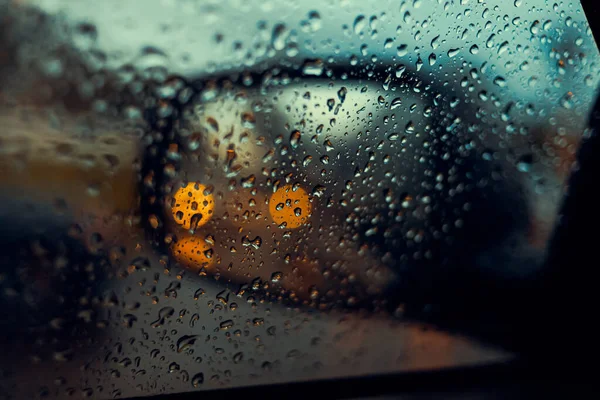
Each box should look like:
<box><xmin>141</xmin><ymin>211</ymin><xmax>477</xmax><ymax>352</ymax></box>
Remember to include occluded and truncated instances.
<box><xmin>268</xmin><ymin>185</ymin><xmax>312</xmax><ymax>229</ymax></box>
<box><xmin>171</xmin><ymin>236</ymin><xmax>215</xmax><ymax>269</ymax></box>
<box><xmin>170</xmin><ymin>182</ymin><xmax>215</xmax><ymax>230</ymax></box>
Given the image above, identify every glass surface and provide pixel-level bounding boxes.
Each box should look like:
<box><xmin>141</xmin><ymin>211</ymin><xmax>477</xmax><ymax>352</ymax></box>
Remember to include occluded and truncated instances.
<box><xmin>0</xmin><ymin>0</ymin><xmax>598</xmax><ymax>398</ymax></box>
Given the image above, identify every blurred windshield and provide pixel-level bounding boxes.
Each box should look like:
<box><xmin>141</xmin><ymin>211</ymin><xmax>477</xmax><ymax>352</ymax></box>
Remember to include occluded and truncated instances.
<box><xmin>1</xmin><ymin>0</ymin><xmax>598</xmax><ymax>398</ymax></box>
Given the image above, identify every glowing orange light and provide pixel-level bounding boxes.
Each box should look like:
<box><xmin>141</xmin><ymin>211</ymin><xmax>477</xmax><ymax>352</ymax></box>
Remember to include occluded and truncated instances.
<box><xmin>171</xmin><ymin>236</ymin><xmax>215</xmax><ymax>269</ymax></box>
<box><xmin>268</xmin><ymin>185</ymin><xmax>312</xmax><ymax>229</ymax></box>
<box><xmin>170</xmin><ymin>182</ymin><xmax>215</xmax><ymax>230</ymax></box>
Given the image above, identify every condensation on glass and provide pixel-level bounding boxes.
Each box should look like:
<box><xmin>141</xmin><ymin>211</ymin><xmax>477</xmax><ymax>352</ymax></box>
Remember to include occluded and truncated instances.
<box><xmin>0</xmin><ymin>0</ymin><xmax>598</xmax><ymax>398</ymax></box>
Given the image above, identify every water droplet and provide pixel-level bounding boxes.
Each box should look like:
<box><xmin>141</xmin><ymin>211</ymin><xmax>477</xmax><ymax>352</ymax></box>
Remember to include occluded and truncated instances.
<box><xmin>395</xmin><ymin>64</ymin><xmax>407</xmax><ymax>77</ymax></box>
<box><xmin>176</xmin><ymin>335</ymin><xmax>198</xmax><ymax>353</ymax></box>
<box><xmin>241</xmin><ymin>236</ymin><xmax>262</xmax><ymax>249</ymax></box>
<box><xmin>192</xmin><ymin>372</ymin><xmax>204</xmax><ymax>387</ymax></box>
<box><xmin>135</xmin><ymin>46</ymin><xmax>169</xmax><ymax>72</ymax></box>
<box><xmin>302</xmin><ymin>59</ymin><xmax>324</xmax><ymax>76</ymax></box>
<box><xmin>73</xmin><ymin>22</ymin><xmax>98</xmax><ymax>50</ymax></box>
<box><xmin>396</xmin><ymin>44</ymin><xmax>408</xmax><ymax>57</ymax></box>
<box><xmin>122</xmin><ymin>314</ymin><xmax>137</xmax><ymax>328</ymax></box>
<box><xmin>416</xmin><ymin>56</ymin><xmax>423</xmax><ymax>71</ymax></box>
<box><xmin>168</xmin><ymin>362</ymin><xmax>181</xmax><ymax>373</ymax></box>
<box><xmin>493</xmin><ymin>76</ymin><xmax>507</xmax><ymax>87</ymax></box>
<box><xmin>312</xmin><ymin>185</ymin><xmax>326</xmax><ymax>198</ymax></box>
<box><xmin>272</xmin><ymin>24</ymin><xmax>289</xmax><ymax>51</ymax></box>
<box><xmin>303</xmin><ymin>155</ymin><xmax>313</xmax><ymax>167</ymax></box>
<box><xmin>220</xmin><ymin>320</ymin><xmax>234</xmax><ymax>330</ymax></box>
<box><xmin>151</xmin><ymin>307</ymin><xmax>174</xmax><ymax>328</ymax></box>
<box><xmin>353</xmin><ymin>15</ymin><xmax>367</xmax><ymax>35</ymax></box>
<box><xmin>497</xmin><ymin>41</ymin><xmax>509</xmax><ymax>55</ymax></box>
<box><xmin>428</xmin><ymin>53</ymin><xmax>437</xmax><ymax>66</ymax></box>
<box><xmin>390</xmin><ymin>97</ymin><xmax>403</xmax><ymax>110</ymax></box>
<box><xmin>561</xmin><ymin>92</ymin><xmax>574</xmax><ymax>109</ymax></box>
<box><xmin>271</xmin><ymin>272</ymin><xmax>283</xmax><ymax>283</ymax></box>
<box><xmin>193</xmin><ymin>288</ymin><xmax>205</xmax><ymax>300</ymax></box>
<box><xmin>233</xmin><ymin>352</ymin><xmax>244</xmax><ymax>363</ymax></box>
<box><xmin>447</xmin><ymin>48</ymin><xmax>460</xmax><ymax>58</ymax></box>
<box><xmin>189</xmin><ymin>313</ymin><xmax>200</xmax><ymax>328</ymax></box>
<box><xmin>517</xmin><ymin>156</ymin><xmax>533</xmax><ymax>172</ymax></box>
<box><xmin>289</xmin><ymin>130</ymin><xmax>302</xmax><ymax>148</ymax></box>
<box><xmin>164</xmin><ymin>281</ymin><xmax>181</xmax><ymax>298</ymax></box>
<box><xmin>431</xmin><ymin>35</ymin><xmax>440</xmax><ymax>49</ymax></box>
<box><xmin>338</xmin><ymin>87</ymin><xmax>348</xmax><ymax>103</ymax></box>
<box><xmin>302</xmin><ymin>11</ymin><xmax>322</xmax><ymax>32</ymax></box>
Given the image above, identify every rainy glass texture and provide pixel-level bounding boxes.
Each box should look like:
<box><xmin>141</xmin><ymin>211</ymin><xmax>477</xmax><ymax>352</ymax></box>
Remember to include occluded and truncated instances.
<box><xmin>0</xmin><ymin>0</ymin><xmax>598</xmax><ymax>398</ymax></box>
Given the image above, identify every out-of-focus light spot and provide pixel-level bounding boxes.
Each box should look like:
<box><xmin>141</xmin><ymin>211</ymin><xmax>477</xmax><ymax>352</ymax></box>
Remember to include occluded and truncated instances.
<box><xmin>171</xmin><ymin>236</ymin><xmax>214</xmax><ymax>269</ymax></box>
<box><xmin>268</xmin><ymin>185</ymin><xmax>312</xmax><ymax>229</ymax></box>
<box><xmin>170</xmin><ymin>182</ymin><xmax>214</xmax><ymax>230</ymax></box>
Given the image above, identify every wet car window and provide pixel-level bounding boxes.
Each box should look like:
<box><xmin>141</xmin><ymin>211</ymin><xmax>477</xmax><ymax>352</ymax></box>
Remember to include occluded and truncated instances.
<box><xmin>1</xmin><ymin>0</ymin><xmax>598</xmax><ymax>398</ymax></box>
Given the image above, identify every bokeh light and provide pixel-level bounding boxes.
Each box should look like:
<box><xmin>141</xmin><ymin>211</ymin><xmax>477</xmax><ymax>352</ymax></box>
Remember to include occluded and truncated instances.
<box><xmin>170</xmin><ymin>182</ymin><xmax>215</xmax><ymax>230</ymax></box>
<box><xmin>171</xmin><ymin>235</ymin><xmax>215</xmax><ymax>269</ymax></box>
<box><xmin>268</xmin><ymin>185</ymin><xmax>312</xmax><ymax>229</ymax></box>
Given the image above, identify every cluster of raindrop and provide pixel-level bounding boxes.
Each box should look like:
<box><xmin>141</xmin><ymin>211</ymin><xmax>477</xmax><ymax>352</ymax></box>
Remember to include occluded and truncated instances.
<box><xmin>1</xmin><ymin>0</ymin><xmax>599</xmax><ymax>398</ymax></box>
